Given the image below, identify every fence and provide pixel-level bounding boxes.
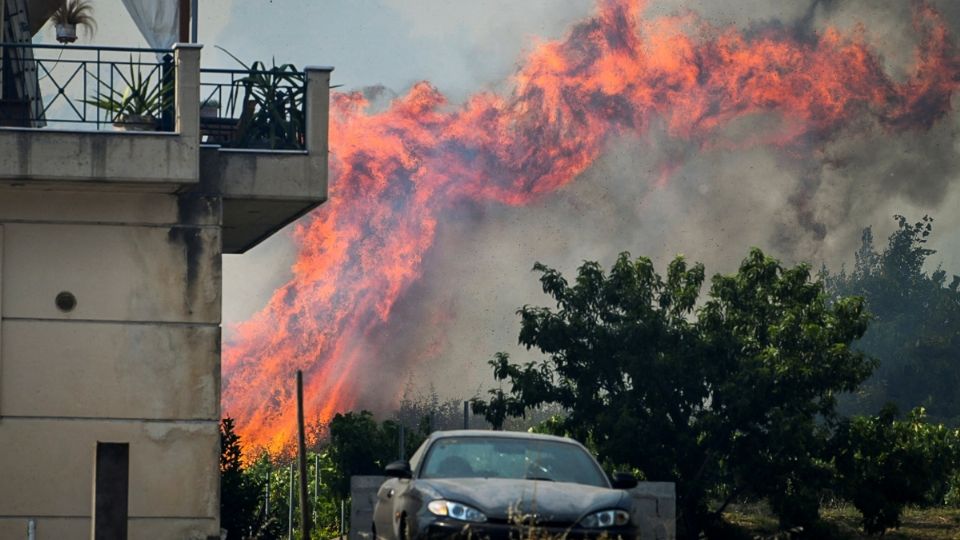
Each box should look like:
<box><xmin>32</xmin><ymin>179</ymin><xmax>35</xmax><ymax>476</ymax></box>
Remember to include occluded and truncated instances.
<box><xmin>199</xmin><ymin>65</ymin><xmax>306</xmax><ymax>150</ymax></box>
<box><xmin>0</xmin><ymin>43</ymin><xmax>176</xmax><ymax>131</ymax></box>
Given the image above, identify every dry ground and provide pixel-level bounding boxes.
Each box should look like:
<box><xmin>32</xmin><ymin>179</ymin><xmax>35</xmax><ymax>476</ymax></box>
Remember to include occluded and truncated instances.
<box><xmin>724</xmin><ymin>502</ymin><xmax>960</xmax><ymax>539</ymax></box>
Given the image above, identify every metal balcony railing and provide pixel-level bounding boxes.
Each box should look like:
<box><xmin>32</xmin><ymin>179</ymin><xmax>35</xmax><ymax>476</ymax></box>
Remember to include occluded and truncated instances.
<box><xmin>199</xmin><ymin>65</ymin><xmax>306</xmax><ymax>150</ymax></box>
<box><xmin>0</xmin><ymin>43</ymin><xmax>176</xmax><ymax>131</ymax></box>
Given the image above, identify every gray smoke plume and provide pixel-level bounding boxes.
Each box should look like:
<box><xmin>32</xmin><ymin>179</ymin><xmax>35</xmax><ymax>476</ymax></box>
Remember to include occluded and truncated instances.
<box><xmin>225</xmin><ymin>1</ymin><xmax>960</xmax><ymax>407</ymax></box>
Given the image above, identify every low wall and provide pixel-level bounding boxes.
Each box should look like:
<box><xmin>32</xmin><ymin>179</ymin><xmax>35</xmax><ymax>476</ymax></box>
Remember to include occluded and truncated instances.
<box><xmin>350</xmin><ymin>476</ymin><xmax>386</xmax><ymax>540</ymax></box>
<box><xmin>628</xmin><ymin>482</ymin><xmax>676</xmax><ymax>540</ymax></box>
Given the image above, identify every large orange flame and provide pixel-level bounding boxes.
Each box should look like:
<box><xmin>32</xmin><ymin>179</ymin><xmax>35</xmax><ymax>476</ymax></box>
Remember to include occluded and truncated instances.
<box><xmin>223</xmin><ymin>0</ymin><xmax>959</xmax><ymax>453</ymax></box>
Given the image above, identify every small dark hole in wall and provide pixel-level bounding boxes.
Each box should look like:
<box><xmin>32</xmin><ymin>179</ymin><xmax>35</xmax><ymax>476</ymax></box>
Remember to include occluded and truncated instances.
<box><xmin>56</xmin><ymin>291</ymin><xmax>77</xmax><ymax>312</ymax></box>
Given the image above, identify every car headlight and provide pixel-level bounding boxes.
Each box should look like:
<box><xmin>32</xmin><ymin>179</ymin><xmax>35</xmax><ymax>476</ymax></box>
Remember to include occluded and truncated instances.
<box><xmin>579</xmin><ymin>509</ymin><xmax>630</xmax><ymax>528</ymax></box>
<box><xmin>427</xmin><ymin>500</ymin><xmax>488</xmax><ymax>523</ymax></box>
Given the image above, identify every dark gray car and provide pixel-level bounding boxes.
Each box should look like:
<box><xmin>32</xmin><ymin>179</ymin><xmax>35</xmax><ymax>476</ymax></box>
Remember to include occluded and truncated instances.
<box><xmin>372</xmin><ymin>430</ymin><xmax>638</xmax><ymax>540</ymax></box>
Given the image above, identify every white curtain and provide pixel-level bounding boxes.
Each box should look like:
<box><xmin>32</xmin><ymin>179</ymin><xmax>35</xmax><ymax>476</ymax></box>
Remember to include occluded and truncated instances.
<box><xmin>120</xmin><ymin>0</ymin><xmax>180</xmax><ymax>50</ymax></box>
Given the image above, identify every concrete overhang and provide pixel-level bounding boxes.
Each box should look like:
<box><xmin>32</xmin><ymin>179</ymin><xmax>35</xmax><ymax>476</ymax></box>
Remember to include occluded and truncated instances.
<box><xmin>202</xmin><ymin>67</ymin><xmax>332</xmax><ymax>254</ymax></box>
<box><xmin>0</xmin><ymin>129</ymin><xmax>198</xmax><ymax>191</ymax></box>
<box><xmin>0</xmin><ymin>44</ymin><xmax>202</xmax><ymax>192</ymax></box>
<box><xmin>200</xmin><ymin>146</ymin><xmax>328</xmax><ymax>254</ymax></box>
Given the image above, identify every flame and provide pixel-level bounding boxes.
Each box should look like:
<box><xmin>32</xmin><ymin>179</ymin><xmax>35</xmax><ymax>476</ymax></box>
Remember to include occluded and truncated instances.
<box><xmin>223</xmin><ymin>0</ymin><xmax>959</xmax><ymax>453</ymax></box>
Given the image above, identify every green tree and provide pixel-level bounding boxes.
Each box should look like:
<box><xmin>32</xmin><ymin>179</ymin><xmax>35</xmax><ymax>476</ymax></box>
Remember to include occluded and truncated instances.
<box><xmin>327</xmin><ymin>411</ymin><xmax>428</xmax><ymax>499</ymax></box>
<box><xmin>832</xmin><ymin>406</ymin><xmax>960</xmax><ymax>534</ymax></box>
<box><xmin>220</xmin><ymin>418</ymin><xmax>262</xmax><ymax>538</ymax></box>
<box><xmin>473</xmin><ymin>249</ymin><xmax>875</xmax><ymax>538</ymax></box>
<box><xmin>825</xmin><ymin>215</ymin><xmax>960</xmax><ymax>425</ymax></box>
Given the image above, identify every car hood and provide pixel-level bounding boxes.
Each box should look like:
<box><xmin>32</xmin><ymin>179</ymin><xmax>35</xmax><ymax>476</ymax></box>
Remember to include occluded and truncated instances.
<box><xmin>415</xmin><ymin>478</ymin><xmax>627</xmax><ymax>523</ymax></box>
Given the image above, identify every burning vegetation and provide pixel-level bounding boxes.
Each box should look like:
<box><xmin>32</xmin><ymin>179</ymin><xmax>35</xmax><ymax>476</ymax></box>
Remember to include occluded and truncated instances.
<box><xmin>222</xmin><ymin>0</ymin><xmax>959</xmax><ymax>453</ymax></box>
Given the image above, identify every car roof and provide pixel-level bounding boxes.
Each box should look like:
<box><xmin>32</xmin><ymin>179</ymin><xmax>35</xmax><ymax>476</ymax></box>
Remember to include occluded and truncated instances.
<box><xmin>426</xmin><ymin>429</ymin><xmax>585</xmax><ymax>446</ymax></box>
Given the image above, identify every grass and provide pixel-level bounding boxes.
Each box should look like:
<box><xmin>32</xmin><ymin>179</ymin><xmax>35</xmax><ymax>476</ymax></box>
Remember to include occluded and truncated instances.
<box><xmin>723</xmin><ymin>502</ymin><xmax>960</xmax><ymax>539</ymax></box>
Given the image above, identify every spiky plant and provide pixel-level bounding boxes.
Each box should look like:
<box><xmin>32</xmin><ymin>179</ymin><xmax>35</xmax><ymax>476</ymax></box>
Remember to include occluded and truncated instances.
<box><xmin>51</xmin><ymin>0</ymin><xmax>96</xmax><ymax>38</ymax></box>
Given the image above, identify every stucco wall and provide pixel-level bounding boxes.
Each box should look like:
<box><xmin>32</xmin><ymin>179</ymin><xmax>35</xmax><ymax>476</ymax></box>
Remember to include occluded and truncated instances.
<box><xmin>0</xmin><ymin>185</ymin><xmax>221</xmax><ymax>540</ymax></box>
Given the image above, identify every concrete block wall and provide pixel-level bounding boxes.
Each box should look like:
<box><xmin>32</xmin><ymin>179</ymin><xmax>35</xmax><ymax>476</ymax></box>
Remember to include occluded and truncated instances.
<box><xmin>0</xmin><ymin>184</ymin><xmax>222</xmax><ymax>539</ymax></box>
<box><xmin>628</xmin><ymin>482</ymin><xmax>676</xmax><ymax>540</ymax></box>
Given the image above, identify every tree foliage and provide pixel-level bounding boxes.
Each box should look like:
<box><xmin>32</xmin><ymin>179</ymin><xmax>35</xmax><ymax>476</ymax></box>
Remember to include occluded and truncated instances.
<box><xmin>327</xmin><ymin>411</ymin><xmax>428</xmax><ymax>499</ymax></box>
<box><xmin>473</xmin><ymin>249</ymin><xmax>875</xmax><ymax>538</ymax></box>
<box><xmin>824</xmin><ymin>215</ymin><xmax>960</xmax><ymax>425</ymax></box>
<box><xmin>832</xmin><ymin>406</ymin><xmax>960</xmax><ymax>534</ymax></box>
<box><xmin>221</xmin><ymin>418</ymin><xmax>262</xmax><ymax>537</ymax></box>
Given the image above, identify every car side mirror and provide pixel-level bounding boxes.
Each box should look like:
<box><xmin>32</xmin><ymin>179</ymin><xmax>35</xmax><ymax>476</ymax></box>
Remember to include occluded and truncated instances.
<box><xmin>385</xmin><ymin>460</ymin><xmax>412</xmax><ymax>479</ymax></box>
<box><xmin>611</xmin><ymin>472</ymin><xmax>638</xmax><ymax>490</ymax></box>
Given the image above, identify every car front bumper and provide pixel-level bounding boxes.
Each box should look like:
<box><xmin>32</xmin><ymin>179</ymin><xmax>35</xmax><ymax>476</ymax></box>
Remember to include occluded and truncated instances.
<box><xmin>422</xmin><ymin>518</ymin><xmax>638</xmax><ymax>540</ymax></box>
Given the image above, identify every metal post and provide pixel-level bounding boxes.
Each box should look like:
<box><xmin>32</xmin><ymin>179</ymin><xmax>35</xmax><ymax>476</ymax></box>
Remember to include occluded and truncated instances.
<box><xmin>265</xmin><ymin>468</ymin><xmax>271</xmax><ymax>515</ymax></box>
<box><xmin>288</xmin><ymin>463</ymin><xmax>294</xmax><ymax>540</ymax></box>
<box><xmin>178</xmin><ymin>0</ymin><xmax>190</xmax><ymax>43</ymax></box>
<box><xmin>190</xmin><ymin>0</ymin><xmax>199</xmax><ymax>43</ymax></box>
<box><xmin>160</xmin><ymin>54</ymin><xmax>174</xmax><ymax>131</ymax></box>
<box><xmin>313</xmin><ymin>453</ymin><xmax>320</xmax><ymax>522</ymax></box>
<box><xmin>340</xmin><ymin>499</ymin><xmax>346</xmax><ymax>538</ymax></box>
<box><xmin>0</xmin><ymin>0</ymin><xmax>6</xmax><ymax>94</ymax></box>
<box><xmin>463</xmin><ymin>401</ymin><xmax>469</xmax><ymax>430</ymax></box>
<box><xmin>27</xmin><ymin>519</ymin><xmax>35</xmax><ymax>540</ymax></box>
<box><xmin>297</xmin><ymin>370</ymin><xmax>312</xmax><ymax>540</ymax></box>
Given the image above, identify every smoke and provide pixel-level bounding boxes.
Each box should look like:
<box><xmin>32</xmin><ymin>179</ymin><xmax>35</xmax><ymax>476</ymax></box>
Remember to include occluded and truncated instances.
<box><xmin>388</xmin><ymin>1</ymin><xmax>960</xmax><ymax>399</ymax></box>
<box><xmin>221</xmin><ymin>0</ymin><xmax>960</xmax><ymax>450</ymax></box>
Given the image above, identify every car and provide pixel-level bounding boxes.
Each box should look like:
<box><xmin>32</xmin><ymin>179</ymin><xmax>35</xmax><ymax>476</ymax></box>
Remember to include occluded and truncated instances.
<box><xmin>372</xmin><ymin>430</ymin><xmax>640</xmax><ymax>540</ymax></box>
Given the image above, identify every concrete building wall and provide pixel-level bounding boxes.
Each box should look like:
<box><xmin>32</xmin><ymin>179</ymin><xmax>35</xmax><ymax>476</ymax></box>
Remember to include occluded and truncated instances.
<box><xmin>0</xmin><ymin>44</ymin><xmax>331</xmax><ymax>539</ymax></box>
<box><xmin>0</xmin><ymin>185</ymin><xmax>222</xmax><ymax>540</ymax></box>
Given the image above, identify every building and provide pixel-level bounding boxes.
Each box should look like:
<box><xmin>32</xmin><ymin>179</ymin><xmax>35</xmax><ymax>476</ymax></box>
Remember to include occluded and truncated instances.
<box><xmin>0</xmin><ymin>2</ymin><xmax>331</xmax><ymax>537</ymax></box>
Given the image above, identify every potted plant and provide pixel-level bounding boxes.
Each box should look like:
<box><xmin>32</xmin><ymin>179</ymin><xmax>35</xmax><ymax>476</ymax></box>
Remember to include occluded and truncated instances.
<box><xmin>84</xmin><ymin>60</ymin><xmax>173</xmax><ymax>131</ymax></box>
<box><xmin>51</xmin><ymin>0</ymin><xmax>96</xmax><ymax>44</ymax></box>
<box><xmin>200</xmin><ymin>98</ymin><xmax>220</xmax><ymax>118</ymax></box>
<box><xmin>217</xmin><ymin>47</ymin><xmax>306</xmax><ymax>149</ymax></box>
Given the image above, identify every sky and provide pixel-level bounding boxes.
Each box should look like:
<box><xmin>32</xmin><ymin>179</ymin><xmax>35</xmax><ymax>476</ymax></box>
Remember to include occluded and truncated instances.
<box><xmin>77</xmin><ymin>0</ymin><xmax>960</xmax><ymax>403</ymax></box>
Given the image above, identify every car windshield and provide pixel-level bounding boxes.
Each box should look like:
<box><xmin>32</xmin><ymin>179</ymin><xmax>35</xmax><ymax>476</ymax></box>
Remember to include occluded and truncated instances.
<box><xmin>419</xmin><ymin>436</ymin><xmax>608</xmax><ymax>487</ymax></box>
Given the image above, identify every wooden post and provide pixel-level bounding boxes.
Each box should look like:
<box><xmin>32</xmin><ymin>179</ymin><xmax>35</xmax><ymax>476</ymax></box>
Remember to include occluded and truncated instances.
<box><xmin>297</xmin><ymin>370</ymin><xmax>312</xmax><ymax>539</ymax></box>
<box><xmin>178</xmin><ymin>0</ymin><xmax>190</xmax><ymax>42</ymax></box>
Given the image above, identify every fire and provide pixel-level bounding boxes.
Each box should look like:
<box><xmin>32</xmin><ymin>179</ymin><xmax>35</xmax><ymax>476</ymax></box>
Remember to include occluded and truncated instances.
<box><xmin>222</xmin><ymin>0</ymin><xmax>959</xmax><ymax>453</ymax></box>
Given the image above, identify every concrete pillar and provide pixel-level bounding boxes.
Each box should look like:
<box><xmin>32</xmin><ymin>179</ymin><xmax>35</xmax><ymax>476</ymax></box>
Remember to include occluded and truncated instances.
<box><xmin>304</xmin><ymin>65</ymin><xmax>333</xmax><ymax>164</ymax></box>
<box><xmin>174</xmin><ymin>43</ymin><xmax>202</xmax><ymax>149</ymax></box>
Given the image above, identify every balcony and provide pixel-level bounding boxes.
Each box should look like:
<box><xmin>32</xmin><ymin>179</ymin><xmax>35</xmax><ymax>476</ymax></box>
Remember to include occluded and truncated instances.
<box><xmin>0</xmin><ymin>42</ymin><xmax>332</xmax><ymax>253</ymax></box>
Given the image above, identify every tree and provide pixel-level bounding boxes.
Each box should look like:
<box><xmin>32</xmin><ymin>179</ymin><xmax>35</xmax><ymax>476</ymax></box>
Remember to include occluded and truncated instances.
<box><xmin>832</xmin><ymin>406</ymin><xmax>960</xmax><ymax>534</ymax></box>
<box><xmin>473</xmin><ymin>249</ymin><xmax>875</xmax><ymax>538</ymax></box>
<box><xmin>220</xmin><ymin>418</ymin><xmax>262</xmax><ymax>538</ymax></box>
<box><xmin>327</xmin><ymin>411</ymin><xmax>428</xmax><ymax>499</ymax></box>
<box><xmin>825</xmin><ymin>215</ymin><xmax>960</xmax><ymax>425</ymax></box>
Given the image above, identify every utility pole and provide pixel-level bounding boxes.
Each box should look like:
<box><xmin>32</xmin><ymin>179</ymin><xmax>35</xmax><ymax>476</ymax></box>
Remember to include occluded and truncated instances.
<box><xmin>463</xmin><ymin>401</ymin><xmax>469</xmax><ymax>430</ymax></box>
<box><xmin>297</xmin><ymin>370</ymin><xmax>312</xmax><ymax>539</ymax></box>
